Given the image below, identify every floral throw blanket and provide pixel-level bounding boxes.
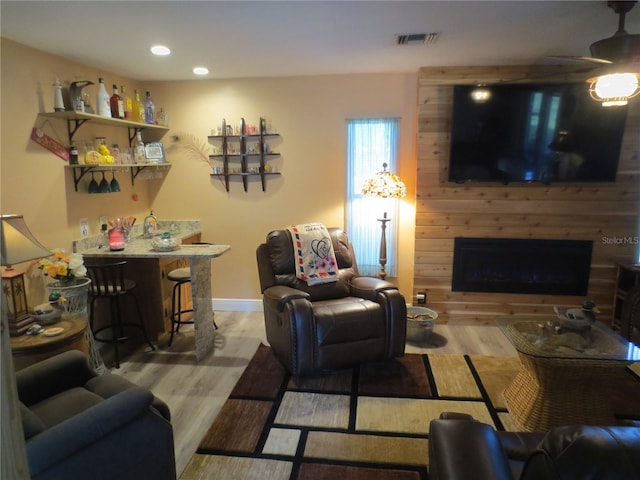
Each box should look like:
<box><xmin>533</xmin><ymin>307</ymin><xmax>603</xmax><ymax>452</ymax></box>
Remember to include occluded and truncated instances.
<box><xmin>286</xmin><ymin>223</ymin><xmax>338</xmax><ymax>285</ymax></box>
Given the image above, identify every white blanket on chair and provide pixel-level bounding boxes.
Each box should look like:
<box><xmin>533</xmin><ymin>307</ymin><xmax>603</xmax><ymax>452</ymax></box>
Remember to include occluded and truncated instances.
<box><xmin>287</xmin><ymin>223</ymin><xmax>339</xmax><ymax>286</ymax></box>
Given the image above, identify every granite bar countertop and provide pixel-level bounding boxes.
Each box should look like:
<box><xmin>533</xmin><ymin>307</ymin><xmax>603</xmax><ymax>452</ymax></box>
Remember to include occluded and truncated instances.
<box><xmin>74</xmin><ymin>219</ymin><xmax>230</xmax><ymax>258</ymax></box>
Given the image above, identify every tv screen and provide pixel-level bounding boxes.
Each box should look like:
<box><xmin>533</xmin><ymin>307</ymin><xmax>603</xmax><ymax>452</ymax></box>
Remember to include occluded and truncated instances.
<box><xmin>448</xmin><ymin>83</ymin><xmax>628</xmax><ymax>183</ymax></box>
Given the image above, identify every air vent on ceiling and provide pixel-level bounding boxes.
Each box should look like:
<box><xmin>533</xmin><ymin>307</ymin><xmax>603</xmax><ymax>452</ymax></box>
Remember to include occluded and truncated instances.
<box><xmin>395</xmin><ymin>32</ymin><xmax>439</xmax><ymax>45</ymax></box>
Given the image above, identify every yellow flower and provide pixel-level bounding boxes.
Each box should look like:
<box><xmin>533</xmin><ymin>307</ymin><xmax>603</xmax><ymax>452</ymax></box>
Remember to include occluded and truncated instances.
<box><xmin>55</xmin><ymin>263</ymin><xmax>68</xmax><ymax>277</ymax></box>
<box><xmin>38</xmin><ymin>249</ymin><xmax>86</xmax><ymax>280</ymax></box>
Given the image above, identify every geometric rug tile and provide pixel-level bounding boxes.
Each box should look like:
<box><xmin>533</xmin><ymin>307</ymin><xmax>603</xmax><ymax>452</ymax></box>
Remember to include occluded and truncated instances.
<box><xmin>498</xmin><ymin>411</ymin><xmax>519</xmax><ymax>432</ymax></box>
<box><xmin>180</xmin><ymin>454</ymin><xmax>292</xmax><ymax>480</ymax></box>
<box><xmin>298</xmin><ymin>462</ymin><xmax>422</xmax><ymax>480</ymax></box>
<box><xmin>356</xmin><ymin>397</ymin><xmax>432</xmax><ymax>435</ymax></box>
<box><xmin>356</xmin><ymin>397</ymin><xmax>495</xmax><ymax>434</ymax></box>
<box><xmin>230</xmin><ymin>343</ymin><xmax>287</xmax><ymax>399</ymax></box>
<box><xmin>428</xmin><ymin>354</ymin><xmax>481</xmax><ymax>398</ymax></box>
<box><xmin>359</xmin><ymin>355</ymin><xmax>432</xmax><ymax>397</ymax></box>
<box><xmin>262</xmin><ymin>428</ymin><xmax>302</xmax><ymax>457</ymax></box>
<box><xmin>304</xmin><ymin>431</ymin><xmax>428</xmax><ymax>467</ymax></box>
<box><xmin>275</xmin><ymin>392</ymin><xmax>351</xmax><ymax>429</ymax></box>
<box><xmin>469</xmin><ymin>355</ymin><xmax>521</xmax><ymax>410</ymax></box>
<box><xmin>288</xmin><ymin>370</ymin><xmax>353</xmax><ymax>393</ymax></box>
<box><xmin>198</xmin><ymin>399</ymin><xmax>273</xmax><ymax>453</ymax></box>
<box><xmin>421</xmin><ymin>398</ymin><xmax>495</xmax><ymax>428</ymax></box>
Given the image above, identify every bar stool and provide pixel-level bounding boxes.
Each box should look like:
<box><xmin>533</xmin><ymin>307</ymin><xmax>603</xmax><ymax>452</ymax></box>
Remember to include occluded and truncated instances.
<box><xmin>167</xmin><ymin>249</ymin><xmax>217</xmax><ymax>346</ymax></box>
<box><xmin>86</xmin><ymin>261</ymin><xmax>155</xmax><ymax>368</ymax></box>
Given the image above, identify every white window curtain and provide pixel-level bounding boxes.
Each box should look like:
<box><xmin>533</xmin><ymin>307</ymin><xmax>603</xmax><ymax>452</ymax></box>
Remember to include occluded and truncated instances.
<box><xmin>346</xmin><ymin>118</ymin><xmax>400</xmax><ymax>277</ymax></box>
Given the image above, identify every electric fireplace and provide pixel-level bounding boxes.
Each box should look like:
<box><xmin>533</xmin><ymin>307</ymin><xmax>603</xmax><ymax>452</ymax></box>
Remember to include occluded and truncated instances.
<box><xmin>451</xmin><ymin>237</ymin><xmax>593</xmax><ymax>295</ymax></box>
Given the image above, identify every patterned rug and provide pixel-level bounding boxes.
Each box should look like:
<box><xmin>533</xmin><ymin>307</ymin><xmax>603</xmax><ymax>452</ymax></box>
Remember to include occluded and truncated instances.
<box><xmin>180</xmin><ymin>344</ymin><xmax>640</xmax><ymax>480</ymax></box>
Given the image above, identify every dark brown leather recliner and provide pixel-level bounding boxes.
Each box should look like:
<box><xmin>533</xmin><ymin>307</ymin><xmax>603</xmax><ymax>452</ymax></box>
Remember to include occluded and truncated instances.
<box><xmin>428</xmin><ymin>413</ymin><xmax>640</xmax><ymax>480</ymax></box>
<box><xmin>256</xmin><ymin>227</ymin><xmax>407</xmax><ymax>376</ymax></box>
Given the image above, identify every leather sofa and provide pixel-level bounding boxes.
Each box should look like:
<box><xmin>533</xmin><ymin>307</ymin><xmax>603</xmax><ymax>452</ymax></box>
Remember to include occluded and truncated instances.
<box><xmin>428</xmin><ymin>412</ymin><xmax>640</xmax><ymax>480</ymax></box>
<box><xmin>256</xmin><ymin>227</ymin><xmax>407</xmax><ymax>375</ymax></box>
<box><xmin>17</xmin><ymin>350</ymin><xmax>176</xmax><ymax>480</ymax></box>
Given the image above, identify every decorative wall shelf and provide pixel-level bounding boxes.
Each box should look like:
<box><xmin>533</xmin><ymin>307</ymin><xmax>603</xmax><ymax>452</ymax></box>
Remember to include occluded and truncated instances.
<box><xmin>208</xmin><ymin>117</ymin><xmax>281</xmax><ymax>192</ymax></box>
<box><xmin>39</xmin><ymin>111</ymin><xmax>169</xmax><ymax>145</ymax></box>
<box><xmin>39</xmin><ymin>111</ymin><xmax>170</xmax><ymax>192</ymax></box>
<box><xmin>65</xmin><ymin>163</ymin><xmax>171</xmax><ymax>191</ymax></box>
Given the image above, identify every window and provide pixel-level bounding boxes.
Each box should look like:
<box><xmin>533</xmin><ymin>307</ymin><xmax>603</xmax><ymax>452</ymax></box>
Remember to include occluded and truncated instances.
<box><xmin>346</xmin><ymin>118</ymin><xmax>400</xmax><ymax>277</ymax></box>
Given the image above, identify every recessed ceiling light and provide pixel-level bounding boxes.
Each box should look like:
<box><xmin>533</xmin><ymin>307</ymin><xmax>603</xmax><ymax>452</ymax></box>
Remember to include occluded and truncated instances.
<box><xmin>150</xmin><ymin>45</ymin><xmax>171</xmax><ymax>56</ymax></box>
<box><xmin>193</xmin><ymin>67</ymin><xmax>209</xmax><ymax>75</ymax></box>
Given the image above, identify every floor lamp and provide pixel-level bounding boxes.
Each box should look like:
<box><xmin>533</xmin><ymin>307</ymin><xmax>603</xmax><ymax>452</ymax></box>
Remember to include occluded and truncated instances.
<box><xmin>1</xmin><ymin>214</ymin><xmax>52</xmax><ymax>477</ymax></box>
<box><xmin>362</xmin><ymin>163</ymin><xmax>406</xmax><ymax>280</ymax></box>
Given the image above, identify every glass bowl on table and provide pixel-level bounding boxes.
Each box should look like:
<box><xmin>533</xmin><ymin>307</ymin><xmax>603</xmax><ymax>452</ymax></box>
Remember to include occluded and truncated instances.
<box><xmin>150</xmin><ymin>233</ymin><xmax>180</xmax><ymax>252</ymax></box>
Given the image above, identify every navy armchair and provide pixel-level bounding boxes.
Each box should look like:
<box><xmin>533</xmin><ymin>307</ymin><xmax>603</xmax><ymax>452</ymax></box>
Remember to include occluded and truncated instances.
<box><xmin>17</xmin><ymin>350</ymin><xmax>176</xmax><ymax>480</ymax></box>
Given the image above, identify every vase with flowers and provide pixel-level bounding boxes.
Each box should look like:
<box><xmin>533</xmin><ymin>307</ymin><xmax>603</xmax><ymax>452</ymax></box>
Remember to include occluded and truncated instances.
<box><xmin>39</xmin><ymin>249</ymin><xmax>90</xmax><ymax>315</ymax></box>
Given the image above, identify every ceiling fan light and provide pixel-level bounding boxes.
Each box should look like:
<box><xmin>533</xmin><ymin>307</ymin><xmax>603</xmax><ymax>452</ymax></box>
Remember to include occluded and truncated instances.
<box><xmin>588</xmin><ymin>72</ymin><xmax>640</xmax><ymax>106</ymax></box>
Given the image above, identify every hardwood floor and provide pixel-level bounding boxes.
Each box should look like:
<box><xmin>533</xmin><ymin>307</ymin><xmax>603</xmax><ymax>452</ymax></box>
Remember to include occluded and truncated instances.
<box><xmin>104</xmin><ymin>311</ymin><xmax>517</xmax><ymax>478</ymax></box>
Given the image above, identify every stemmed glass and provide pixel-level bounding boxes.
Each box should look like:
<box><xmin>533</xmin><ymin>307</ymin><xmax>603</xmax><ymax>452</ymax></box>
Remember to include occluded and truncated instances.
<box><xmin>87</xmin><ymin>172</ymin><xmax>99</xmax><ymax>194</ymax></box>
<box><xmin>110</xmin><ymin>171</ymin><xmax>120</xmax><ymax>192</ymax></box>
<box><xmin>99</xmin><ymin>171</ymin><xmax>111</xmax><ymax>193</ymax></box>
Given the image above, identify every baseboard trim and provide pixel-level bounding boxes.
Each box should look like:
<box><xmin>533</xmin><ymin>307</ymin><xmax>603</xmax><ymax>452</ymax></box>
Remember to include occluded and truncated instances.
<box><xmin>212</xmin><ymin>298</ymin><xmax>262</xmax><ymax>312</ymax></box>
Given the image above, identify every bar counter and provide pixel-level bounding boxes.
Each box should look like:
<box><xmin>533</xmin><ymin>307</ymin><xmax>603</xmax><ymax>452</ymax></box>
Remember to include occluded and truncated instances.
<box><xmin>75</xmin><ymin>223</ymin><xmax>230</xmax><ymax>360</ymax></box>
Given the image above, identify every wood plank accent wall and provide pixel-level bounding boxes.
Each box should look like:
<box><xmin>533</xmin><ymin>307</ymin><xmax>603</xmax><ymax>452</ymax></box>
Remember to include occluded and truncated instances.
<box><xmin>415</xmin><ymin>66</ymin><xmax>640</xmax><ymax>326</ymax></box>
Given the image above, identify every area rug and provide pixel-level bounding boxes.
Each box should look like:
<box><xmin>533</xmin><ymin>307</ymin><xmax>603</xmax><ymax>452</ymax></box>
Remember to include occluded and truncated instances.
<box><xmin>180</xmin><ymin>344</ymin><xmax>640</xmax><ymax>480</ymax></box>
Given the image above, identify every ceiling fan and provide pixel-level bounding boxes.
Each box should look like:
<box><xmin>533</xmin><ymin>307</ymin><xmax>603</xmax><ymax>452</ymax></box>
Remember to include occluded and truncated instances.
<box><xmin>586</xmin><ymin>0</ymin><xmax>639</xmax><ymax>65</ymax></box>
<box><xmin>548</xmin><ymin>1</ymin><xmax>640</xmax><ymax>106</ymax></box>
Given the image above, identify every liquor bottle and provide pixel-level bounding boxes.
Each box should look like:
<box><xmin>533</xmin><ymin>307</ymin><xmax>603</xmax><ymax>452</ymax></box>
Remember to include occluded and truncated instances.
<box><xmin>132</xmin><ymin>90</ymin><xmax>145</xmax><ymax>122</ymax></box>
<box><xmin>144</xmin><ymin>91</ymin><xmax>155</xmax><ymax>124</ymax></box>
<box><xmin>96</xmin><ymin>78</ymin><xmax>111</xmax><ymax>117</ymax></box>
<box><xmin>69</xmin><ymin>142</ymin><xmax>79</xmax><ymax>165</ymax></box>
<box><xmin>110</xmin><ymin>84</ymin><xmax>125</xmax><ymax>119</ymax></box>
<box><xmin>120</xmin><ymin>85</ymin><xmax>133</xmax><ymax>120</ymax></box>
<box><xmin>133</xmin><ymin>131</ymin><xmax>146</xmax><ymax>163</ymax></box>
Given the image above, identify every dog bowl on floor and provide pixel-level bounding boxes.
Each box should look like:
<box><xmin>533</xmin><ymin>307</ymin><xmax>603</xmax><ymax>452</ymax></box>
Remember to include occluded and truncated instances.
<box><xmin>406</xmin><ymin>306</ymin><xmax>437</xmax><ymax>343</ymax></box>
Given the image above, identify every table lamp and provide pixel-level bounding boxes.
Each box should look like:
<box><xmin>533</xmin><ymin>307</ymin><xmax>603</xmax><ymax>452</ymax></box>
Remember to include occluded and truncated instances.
<box><xmin>1</xmin><ymin>214</ymin><xmax>51</xmax><ymax>335</ymax></box>
<box><xmin>361</xmin><ymin>163</ymin><xmax>406</xmax><ymax>279</ymax></box>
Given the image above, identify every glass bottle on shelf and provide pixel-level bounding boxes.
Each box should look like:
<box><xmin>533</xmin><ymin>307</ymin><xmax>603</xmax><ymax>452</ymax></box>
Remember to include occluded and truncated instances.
<box><xmin>144</xmin><ymin>91</ymin><xmax>155</xmax><ymax>124</ymax></box>
<box><xmin>133</xmin><ymin>132</ymin><xmax>146</xmax><ymax>163</ymax></box>
<box><xmin>96</xmin><ymin>78</ymin><xmax>111</xmax><ymax>118</ymax></box>
<box><xmin>132</xmin><ymin>90</ymin><xmax>145</xmax><ymax>122</ymax></box>
<box><xmin>69</xmin><ymin>142</ymin><xmax>79</xmax><ymax>165</ymax></box>
<box><xmin>110</xmin><ymin>84</ymin><xmax>125</xmax><ymax>119</ymax></box>
<box><xmin>121</xmin><ymin>85</ymin><xmax>133</xmax><ymax>120</ymax></box>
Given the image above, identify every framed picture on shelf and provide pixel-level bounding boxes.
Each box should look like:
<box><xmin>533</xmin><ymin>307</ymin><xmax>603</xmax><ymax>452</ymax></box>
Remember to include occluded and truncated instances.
<box><xmin>145</xmin><ymin>142</ymin><xmax>166</xmax><ymax>163</ymax></box>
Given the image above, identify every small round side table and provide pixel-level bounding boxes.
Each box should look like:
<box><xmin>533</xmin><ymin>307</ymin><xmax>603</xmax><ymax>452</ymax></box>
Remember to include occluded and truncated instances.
<box><xmin>10</xmin><ymin>315</ymin><xmax>88</xmax><ymax>370</ymax></box>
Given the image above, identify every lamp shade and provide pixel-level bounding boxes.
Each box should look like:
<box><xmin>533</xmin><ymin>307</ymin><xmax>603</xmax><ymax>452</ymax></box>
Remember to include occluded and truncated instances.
<box><xmin>361</xmin><ymin>163</ymin><xmax>407</xmax><ymax>199</ymax></box>
<box><xmin>588</xmin><ymin>72</ymin><xmax>640</xmax><ymax>107</ymax></box>
<box><xmin>1</xmin><ymin>215</ymin><xmax>51</xmax><ymax>267</ymax></box>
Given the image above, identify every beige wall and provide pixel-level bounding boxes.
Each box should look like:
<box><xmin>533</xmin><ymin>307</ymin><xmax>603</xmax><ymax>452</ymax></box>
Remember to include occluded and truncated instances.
<box><xmin>1</xmin><ymin>38</ymin><xmax>418</xmax><ymax>303</ymax></box>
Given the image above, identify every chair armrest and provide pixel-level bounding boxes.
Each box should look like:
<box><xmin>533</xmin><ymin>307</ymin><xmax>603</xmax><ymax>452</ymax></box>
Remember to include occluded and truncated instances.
<box><xmin>17</xmin><ymin>350</ymin><xmax>96</xmax><ymax>406</ymax></box>
<box><xmin>349</xmin><ymin>276</ymin><xmax>399</xmax><ymax>301</ymax></box>
<box><xmin>263</xmin><ymin>285</ymin><xmax>310</xmax><ymax>312</ymax></box>
<box><xmin>26</xmin><ymin>387</ymin><xmax>159</xmax><ymax>477</ymax></box>
<box><xmin>429</xmin><ymin>418</ymin><xmax>514</xmax><ymax>480</ymax></box>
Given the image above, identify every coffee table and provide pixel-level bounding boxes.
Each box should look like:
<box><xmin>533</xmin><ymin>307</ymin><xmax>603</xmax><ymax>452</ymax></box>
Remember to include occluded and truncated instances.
<box><xmin>497</xmin><ymin>315</ymin><xmax>640</xmax><ymax>431</ymax></box>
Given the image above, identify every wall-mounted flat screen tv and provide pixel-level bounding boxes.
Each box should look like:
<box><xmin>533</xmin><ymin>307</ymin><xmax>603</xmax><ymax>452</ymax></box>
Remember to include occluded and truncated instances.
<box><xmin>448</xmin><ymin>83</ymin><xmax>628</xmax><ymax>183</ymax></box>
